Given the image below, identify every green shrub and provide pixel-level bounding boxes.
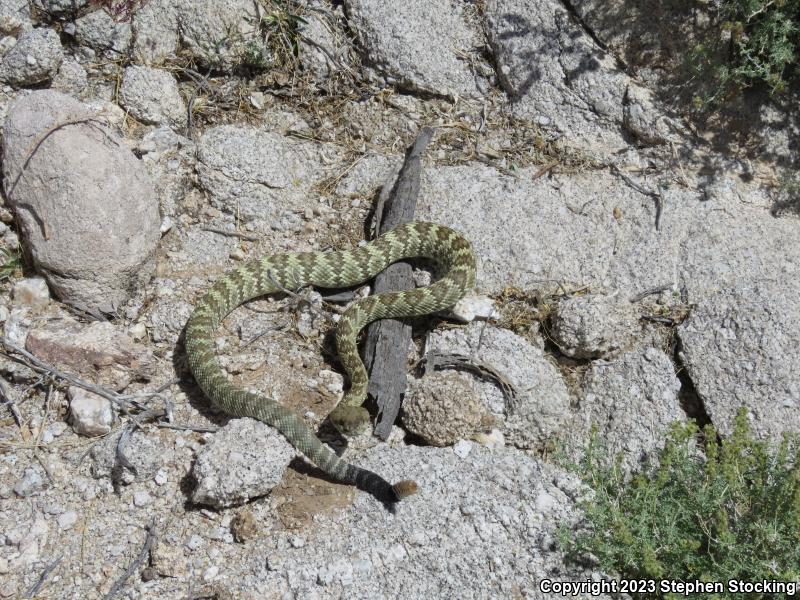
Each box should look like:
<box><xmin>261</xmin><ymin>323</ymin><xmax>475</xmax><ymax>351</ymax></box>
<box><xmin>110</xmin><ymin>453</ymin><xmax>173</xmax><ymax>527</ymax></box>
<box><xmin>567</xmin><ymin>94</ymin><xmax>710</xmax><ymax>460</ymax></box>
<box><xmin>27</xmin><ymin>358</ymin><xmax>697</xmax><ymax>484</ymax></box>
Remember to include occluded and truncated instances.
<box><xmin>690</xmin><ymin>0</ymin><xmax>799</xmax><ymax>107</ymax></box>
<box><xmin>559</xmin><ymin>409</ymin><xmax>800</xmax><ymax>599</ymax></box>
<box><xmin>0</xmin><ymin>246</ymin><xmax>21</xmax><ymax>281</ymax></box>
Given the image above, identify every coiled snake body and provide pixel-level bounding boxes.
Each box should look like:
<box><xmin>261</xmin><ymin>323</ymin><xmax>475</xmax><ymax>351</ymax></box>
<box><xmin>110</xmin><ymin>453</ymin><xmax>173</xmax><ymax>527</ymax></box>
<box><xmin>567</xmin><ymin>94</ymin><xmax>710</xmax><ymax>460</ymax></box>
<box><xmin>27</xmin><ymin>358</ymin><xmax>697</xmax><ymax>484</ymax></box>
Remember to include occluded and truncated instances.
<box><xmin>186</xmin><ymin>221</ymin><xmax>476</xmax><ymax>503</ymax></box>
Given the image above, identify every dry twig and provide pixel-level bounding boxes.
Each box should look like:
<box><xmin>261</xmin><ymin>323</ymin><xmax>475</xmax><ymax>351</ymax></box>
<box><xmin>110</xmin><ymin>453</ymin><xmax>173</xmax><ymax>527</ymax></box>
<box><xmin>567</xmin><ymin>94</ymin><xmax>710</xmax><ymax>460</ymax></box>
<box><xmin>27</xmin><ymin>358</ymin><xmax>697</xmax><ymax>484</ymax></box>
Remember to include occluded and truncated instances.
<box><xmin>610</xmin><ymin>164</ymin><xmax>663</xmax><ymax>230</ymax></box>
<box><xmin>25</xmin><ymin>554</ymin><xmax>63</xmax><ymax>599</ymax></box>
<box><xmin>0</xmin><ymin>376</ymin><xmax>23</xmax><ymax>427</ymax></box>
<box><xmin>102</xmin><ymin>519</ymin><xmax>157</xmax><ymax>600</ymax></box>
<box><xmin>420</xmin><ymin>351</ymin><xmax>518</xmax><ymax>406</ymax></box>
<box><xmin>202</xmin><ymin>226</ymin><xmax>260</xmax><ymax>241</ymax></box>
<box><xmin>629</xmin><ymin>283</ymin><xmax>674</xmax><ymax>303</ymax></box>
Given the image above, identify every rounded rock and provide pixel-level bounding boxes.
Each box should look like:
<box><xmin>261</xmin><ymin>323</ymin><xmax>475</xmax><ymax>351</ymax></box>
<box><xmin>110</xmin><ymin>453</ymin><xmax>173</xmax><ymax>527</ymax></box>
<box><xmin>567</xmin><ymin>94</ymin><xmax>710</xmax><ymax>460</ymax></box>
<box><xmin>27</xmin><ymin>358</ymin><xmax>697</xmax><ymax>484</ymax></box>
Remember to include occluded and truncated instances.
<box><xmin>69</xmin><ymin>387</ymin><xmax>114</xmax><ymax>436</ymax></box>
<box><xmin>402</xmin><ymin>371</ymin><xmax>494</xmax><ymax>447</ymax></box>
<box><xmin>0</xmin><ymin>90</ymin><xmax>161</xmax><ymax>314</ymax></box>
<box><xmin>550</xmin><ymin>293</ymin><xmax>639</xmax><ymax>359</ymax></box>
<box><xmin>0</xmin><ymin>27</ymin><xmax>63</xmax><ymax>86</ymax></box>
<box><xmin>119</xmin><ymin>65</ymin><xmax>187</xmax><ymax>127</ymax></box>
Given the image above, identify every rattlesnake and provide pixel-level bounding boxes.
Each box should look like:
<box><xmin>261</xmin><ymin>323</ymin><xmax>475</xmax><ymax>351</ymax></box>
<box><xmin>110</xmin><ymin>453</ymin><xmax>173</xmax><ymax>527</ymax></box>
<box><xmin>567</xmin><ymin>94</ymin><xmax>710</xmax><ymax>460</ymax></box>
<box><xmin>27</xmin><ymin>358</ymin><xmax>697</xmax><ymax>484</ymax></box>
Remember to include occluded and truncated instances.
<box><xmin>185</xmin><ymin>221</ymin><xmax>476</xmax><ymax>503</ymax></box>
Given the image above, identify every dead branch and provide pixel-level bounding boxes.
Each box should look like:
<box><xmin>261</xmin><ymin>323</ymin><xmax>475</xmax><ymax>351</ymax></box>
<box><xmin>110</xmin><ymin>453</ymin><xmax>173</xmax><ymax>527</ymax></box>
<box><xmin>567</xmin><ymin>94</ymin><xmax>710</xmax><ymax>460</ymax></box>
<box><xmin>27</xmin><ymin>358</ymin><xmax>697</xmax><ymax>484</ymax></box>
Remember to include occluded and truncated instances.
<box><xmin>610</xmin><ymin>164</ymin><xmax>663</xmax><ymax>231</ymax></box>
<box><xmin>267</xmin><ymin>270</ymin><xmax>337</xmax><ymax>325</ymax></box>
<box><xmin>420</xmin><ymin>351</ymin><xmax>518</xmax><ymax>406</ymax></box>
<box><xmin>629</xmin><ymin>283</ymin><xmax>674</xmax><ymax>303</ymax></box>
<box><xmin>25</xmin><ymin>554</ymin><xmax>63</xmax><ymax>599</ymax></box>
<box><xmin>364</xmin><ymin>127</ymin><xmax>435</xmax><ymax>440</ymax></box>
<box><xmin>201</xmin><ymin>226</ymin><xmax>260</xmax><ymax>241</ymax></box>
<box><xmin>1</xmin><ymin>338</ymin><xmax>136</xmax><ymax>413</ymax></box>
<box><xmin>157</xmin><ymin>422</ymin><xmax>219</xmax><ymax>434</ymax></box>
<box><xmin>0</xmin><ymin>376</ymin><xmax>23</xmax><ymax>427</ymax></box>
<box><xmin>102</xmin><ymin>519</ymin><xmax>157</xmax><ymax>600</ymax></box>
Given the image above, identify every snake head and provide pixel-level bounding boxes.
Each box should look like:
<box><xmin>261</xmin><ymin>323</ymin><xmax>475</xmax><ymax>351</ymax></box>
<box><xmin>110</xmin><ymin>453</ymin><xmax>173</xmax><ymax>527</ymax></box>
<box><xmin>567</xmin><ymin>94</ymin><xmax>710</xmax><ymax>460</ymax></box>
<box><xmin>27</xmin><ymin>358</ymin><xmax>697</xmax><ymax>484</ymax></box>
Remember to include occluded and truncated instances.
<box><xmin>330</xmin><ymin>405</ymin><xmax>372</xmax><ymax>436</ymax></box>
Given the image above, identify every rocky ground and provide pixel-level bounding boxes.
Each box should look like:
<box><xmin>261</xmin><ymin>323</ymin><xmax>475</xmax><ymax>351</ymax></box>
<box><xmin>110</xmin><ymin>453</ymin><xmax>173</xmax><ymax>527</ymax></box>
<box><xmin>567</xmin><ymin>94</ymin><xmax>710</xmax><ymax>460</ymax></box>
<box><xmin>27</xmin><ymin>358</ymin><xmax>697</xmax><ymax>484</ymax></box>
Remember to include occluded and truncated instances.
<box><xmin>0</xmin><ymin>0</ymin><xmax>797</xmax><ymax>599</ymax></box>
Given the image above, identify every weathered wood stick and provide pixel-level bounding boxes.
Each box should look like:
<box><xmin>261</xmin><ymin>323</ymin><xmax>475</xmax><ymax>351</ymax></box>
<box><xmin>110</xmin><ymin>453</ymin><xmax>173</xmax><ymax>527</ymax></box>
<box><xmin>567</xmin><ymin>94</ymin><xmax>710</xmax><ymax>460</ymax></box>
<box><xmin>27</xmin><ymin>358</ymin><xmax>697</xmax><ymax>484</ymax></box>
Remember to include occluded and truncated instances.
<box><xmin>363</xmin><ymin>127</ymin><xmax>435</xmax><ymax>440</ymax></box>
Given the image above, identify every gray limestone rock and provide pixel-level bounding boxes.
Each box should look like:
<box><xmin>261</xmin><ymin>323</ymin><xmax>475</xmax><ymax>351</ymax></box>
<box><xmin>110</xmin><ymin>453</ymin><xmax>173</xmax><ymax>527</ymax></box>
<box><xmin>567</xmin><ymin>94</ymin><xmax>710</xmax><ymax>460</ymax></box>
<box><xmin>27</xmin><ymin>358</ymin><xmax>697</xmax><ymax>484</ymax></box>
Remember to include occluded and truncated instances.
<box><xmin>13</xmin><ymin>465</ymin><xmax>47</xmax><ymax>497</ymax></box>
<box><xmin>565</xmin><ymin>345</ymin><xmax>684</xmax><ymax>472</ymax></box>
<box><xmin>196</xmin><ymin>125</ymin><xmax>331</xmax><ymax>224</ymax></box>
<box><xmin>68</xmin><ymin>387</ymin><xmax>115</xmax><ymax>436</ymax></box>
<box><xmin>119</xmin><ymin>65</ymin><xmax>187</xmax><ymax>128</ymax></box>
<box><xmin>131</xmin><ymin>0</ymin><xmax>179</xmax><ymax>65</ymax></box>
<box><xmin>175</xmin><ymin>0</ymin><xmax>265</xmax><ymax>70</ymax></box>
<box><xmin>679</xmin><ymin>198</ymin><xmax>800</xmax><ymax>300</ymax></box>
<box><xmin>402</xmin><ymin>371</ymin><xmax>494</xmax><ymax>446</ymax></box>
<box><xmin>415</xmin><ymin>164</ymin><xmax>693</xmax><ymax>300</ymax></box>
<box><xmin>485</xmin><ymin>0</ymin><xmax>681</xmax><ymax>156</ymax></box>
<box><xmin>74</xmin><ymin>9</ymin><xmax>132</xmax><ymax>57</ymax></box>
<box><xmin>623</xmin><ymin>83</ymin><xmax>684</xmax><ymax>145</ymax></box>
<box><xmin>11</xmin><ymin>277</ymin><xmax>50</xmax><ymax>309</ymax></box>
<box><xmin>0</xmin><ymin>0</ymin><xmax>30</xmax><ymax>34</ymax></box>
<box><xmin>51</xmin><ymin>57</ymin><xmax>88</xmax><ymax>96</ymax></box>
<box><xmin>90</xmin><ymin>427</ymin><xmax>168</xmax><ymax>484</ymax></box>
<box><xmin>0</xmin><ymin>27</ymin><xmax>63</xmax><ymax>86</ymax></box>
<box><xmin>25</xmin><ymin>319</ymin><xmax>154</xmax><ymax>390</ymax></box>
<box><xmin>255</xmin><ymin>443</ymin><xmax>617</xmax><ymax>599</ymax></box>
<box><xmin>345</xmin><ymin>0</ymin><xmax>481</xmax><ymax>98</ymax></box>
<box><xmin>137</xmin><ymin>125</ymin><xmax>196</xmax><ymax>221</ymax></box>
<box><xmin>30</xmin><ymin>0</ymin><xmax>88</xmax><ymax>18</ymax></box>
<box><xmin>678</xmin><ymin>280</ymin><xmax>800</xmax><ymax>438</ymax></box>
<box><xmin>426</xmin><ymin>323</ymin><xmax>571</xmax><ymax>450</ymax></box>
<box><xmin>144</xmin><ymin>288</ymin><xmax>194</xmax><ymax>344</ymax></box>
<box><xmin>550</xmin><ymin>293</ymin><xmax>639</xmax><ymax>358</ymax></box>
<box><xmin>0</xmin><ymin>90</ymin><xmax>161</xmax><ymax>314</ymax></box>
<box><xmin>298</xmin><ymin>5</ymin><xmax>345</xmax><ymax>83</ymax></box>
<box><xmin>191</xmin><ymin>417</ymin><xmax>296</xmax><ymax>508</ymax></box>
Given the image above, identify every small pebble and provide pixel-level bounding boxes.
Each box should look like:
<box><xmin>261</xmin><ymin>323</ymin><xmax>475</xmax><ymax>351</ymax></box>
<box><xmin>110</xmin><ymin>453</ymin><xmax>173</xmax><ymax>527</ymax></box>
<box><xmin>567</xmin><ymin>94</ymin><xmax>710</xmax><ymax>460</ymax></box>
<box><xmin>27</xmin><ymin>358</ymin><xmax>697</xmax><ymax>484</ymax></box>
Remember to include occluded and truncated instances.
<box><xmin>534</xmin><ymin>492</ymin><xmax>556</xmax><ymax>513</ymax></box>
<box><xmin>249</xmin><ymin>91</ymin><xmax>265</xmax><ymax>110</ymax></box>
<box><xmin>186</xmin><ymin>534</ymin><xmax>203</xmax><ymax>551</ymax></box>
<box><xmin>133</xmin><ymin>491</ymin><xmax>152</xmax><ymax>507</ymax></box>
<box><xmin>450</xmin><ymin>294</ymin><xmax>497</xmax><ymax>322</ymax></box>
<box><xmin>57</xmin><ymin>511</ymin><xmax>79</xmax><ymax>530</ymax></box>
<box><xmin>453</xmin><ymin>440</ymin><xmax>473</xmax><ymax>459</ymax></box>
<box><xmin>129</xmin><ymin>322</ymin><xmax>147</xmax><ymax>340</ymax></box>
<box><xmin>232</xmin><ymin>509</ymin><xmax>258</xmax><ymax>543</ymax></box>
<box><xmin>69</xmin><ymin>387</ymin><xmax>114</xmax><ymax>436</ymax></box>
<box><xmin>43</xmin><ymin>503</ymin><xmax>65</xmax><ymax>515</ymax></box>
<box><xmin>13</xmin><ymin>466</ymin><xmax>46</xmax><ymax>497</ymax></box>
<box><xmin>12</xmin><ymin>278</ymin><xmax>50</xmax><ymax>309</ymax></box>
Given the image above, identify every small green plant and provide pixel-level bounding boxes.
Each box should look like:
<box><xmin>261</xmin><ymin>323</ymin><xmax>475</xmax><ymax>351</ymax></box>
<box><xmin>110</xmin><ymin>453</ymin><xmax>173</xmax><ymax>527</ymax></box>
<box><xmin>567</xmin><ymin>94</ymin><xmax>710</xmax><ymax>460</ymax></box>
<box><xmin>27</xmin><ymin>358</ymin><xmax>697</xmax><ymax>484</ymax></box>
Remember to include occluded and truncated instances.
<box><xmin>772</xmin><ymin>170</ymin><xmax>800</xmax><ymax>215</ymax></box>
<box><xmin>244</xmin><ymin>39</ymin><xmax>270</xmax><ymax>68</ymax></box>
<box><xmin>559</xmin><ymin>409</ymin><xmax>800</xmax><ymax>599</ymax></box>
<box><xmin>258</xmin><ymin>1</ymin><xmax>308</xmax><ymax>67</ymax></box>
<box><xmin>0</xmin><ymin>246</ymin><xmax>21</xmax><ymax>281</ymax></box>
<box><xmin>690</xmin><ymin>0</ymin><xmax>799</xmax><ymax>107</ymax></box>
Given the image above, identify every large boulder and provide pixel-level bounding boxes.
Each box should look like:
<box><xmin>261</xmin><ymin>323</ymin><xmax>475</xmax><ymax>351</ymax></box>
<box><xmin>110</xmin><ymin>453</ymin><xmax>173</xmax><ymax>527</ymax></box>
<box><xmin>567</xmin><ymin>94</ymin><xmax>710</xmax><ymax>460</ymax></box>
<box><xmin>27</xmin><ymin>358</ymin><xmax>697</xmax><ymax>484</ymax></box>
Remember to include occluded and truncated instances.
<box><xmin>0</xmin><ymin>90</ymin><xmax>161</xmax><ymax>314</ymax></box>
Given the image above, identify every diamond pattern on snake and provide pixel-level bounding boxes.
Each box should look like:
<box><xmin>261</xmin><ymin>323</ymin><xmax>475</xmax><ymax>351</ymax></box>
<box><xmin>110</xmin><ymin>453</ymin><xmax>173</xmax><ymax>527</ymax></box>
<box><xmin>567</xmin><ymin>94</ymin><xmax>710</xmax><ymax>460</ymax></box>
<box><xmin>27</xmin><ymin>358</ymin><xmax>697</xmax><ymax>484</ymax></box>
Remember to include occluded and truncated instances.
<box><xmin>185</xmin><ymin>221</ymin><xmax>476</xmax><ymax>503</ymax></box>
